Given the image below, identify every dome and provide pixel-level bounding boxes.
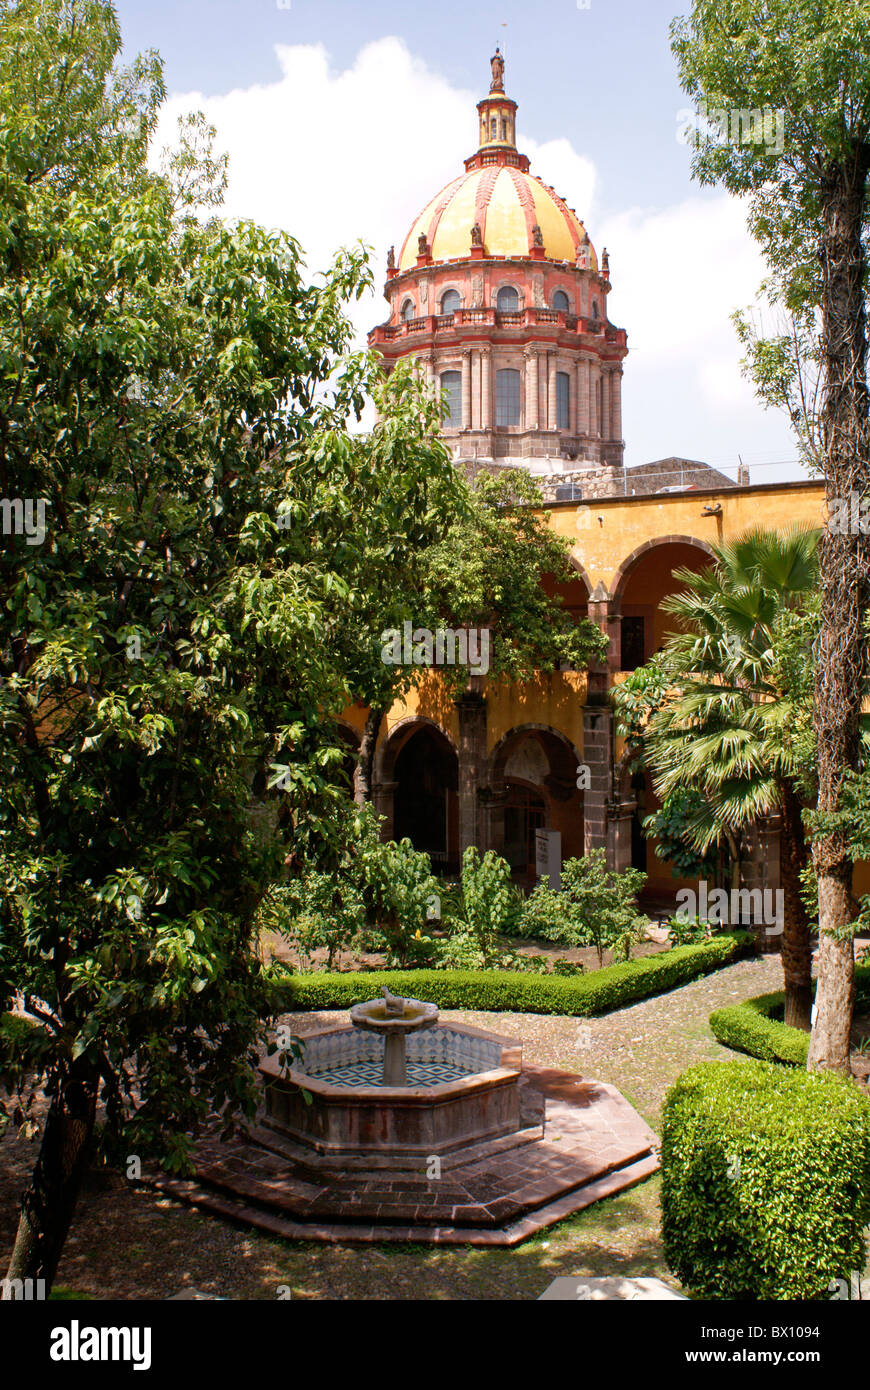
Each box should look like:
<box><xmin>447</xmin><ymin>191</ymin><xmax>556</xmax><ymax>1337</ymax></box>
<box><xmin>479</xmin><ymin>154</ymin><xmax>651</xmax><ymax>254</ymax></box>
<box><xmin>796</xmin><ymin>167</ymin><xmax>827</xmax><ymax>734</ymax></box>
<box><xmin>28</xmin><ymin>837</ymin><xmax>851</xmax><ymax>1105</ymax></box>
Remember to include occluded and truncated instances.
<box><xmin>398</xmin><ymin>165</ymin><xmax>595</xmax><ymax>272</ymax></box>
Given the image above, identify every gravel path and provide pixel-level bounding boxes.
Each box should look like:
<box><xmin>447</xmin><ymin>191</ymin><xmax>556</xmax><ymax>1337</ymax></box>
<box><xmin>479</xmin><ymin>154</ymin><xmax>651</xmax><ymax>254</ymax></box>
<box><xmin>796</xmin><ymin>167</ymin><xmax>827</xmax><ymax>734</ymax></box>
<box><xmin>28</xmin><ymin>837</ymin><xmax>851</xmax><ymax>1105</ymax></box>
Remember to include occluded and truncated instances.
<box><xmin>0</xmin><ymin>954</ymin><xmax>785</xmax><ymax>1300</ymax></box>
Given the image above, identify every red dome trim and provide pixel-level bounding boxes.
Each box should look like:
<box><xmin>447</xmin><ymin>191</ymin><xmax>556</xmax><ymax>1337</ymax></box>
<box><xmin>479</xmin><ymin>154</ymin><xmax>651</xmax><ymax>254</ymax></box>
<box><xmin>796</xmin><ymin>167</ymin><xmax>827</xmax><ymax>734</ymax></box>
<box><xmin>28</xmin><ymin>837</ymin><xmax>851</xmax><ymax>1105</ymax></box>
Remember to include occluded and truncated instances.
<box><xmin>506</xmin><ymin>165</ymin><xmax>540</xmax><ymax>252</ymax></box>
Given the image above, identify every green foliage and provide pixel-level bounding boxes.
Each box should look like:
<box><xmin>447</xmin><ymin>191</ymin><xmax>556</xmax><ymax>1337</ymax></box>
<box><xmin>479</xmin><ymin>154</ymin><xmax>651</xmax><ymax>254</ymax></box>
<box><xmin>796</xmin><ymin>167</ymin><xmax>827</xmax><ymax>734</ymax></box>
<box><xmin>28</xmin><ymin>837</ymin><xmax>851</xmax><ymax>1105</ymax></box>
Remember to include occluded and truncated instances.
<box><xmin>666</xmin><ymin>914</ymin><xmax>716</xmax><ymax>948</ymax></box>
<box><xmin>710</xmin><ymin>964</ymin><xmax>870</xmax><ymax>1065</ymax></box>
<box><xmin>642</xmin><ymin>790</ymin><xmax>722</xmax><ymax>881</ymax></box>
<box><xmin>418</xmin><ymin>469</ymin><xmax>607</xmax><ymax>689</ymax></box>
<box><xmin>355</xmin><ymin>831</ymin><xmax>440</xmax><ymax>969</ymax></box>
<box><xmin>517</xmin><ymin>850</ymin><xmax>648</xmax><ymax>966</ymax></box>
<box><xmin>439</xmin><ymin>847</ymin><xmax>516</xmax><ymax>968</ymax></box>
<box><xmin>0</xmin><ymin>0</ymin><xmax>458</xmax><ymax>1171</ymax></box>
<box><xmin>661</xmin><ymin>1060</ymin><xmax>870</xmax><ymax>1299</ymax></box>
<box><xmin>709</xmin><ymin>994</ymin><xmax>812</xmax><ymax>1066</ymax></box>
<box><xmin>269</xmin><ymin>933</ymin><xmax>752</xmax><ymax>1017</ymax></box>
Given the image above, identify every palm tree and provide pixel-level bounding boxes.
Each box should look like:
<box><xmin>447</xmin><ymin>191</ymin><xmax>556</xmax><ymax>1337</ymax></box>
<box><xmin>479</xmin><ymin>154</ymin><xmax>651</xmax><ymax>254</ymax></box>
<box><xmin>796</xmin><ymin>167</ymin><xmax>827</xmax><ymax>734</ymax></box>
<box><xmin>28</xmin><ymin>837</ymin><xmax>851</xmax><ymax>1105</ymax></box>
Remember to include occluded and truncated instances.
<box><xmin>644</xmin><ymin>526</ymin><xmax>819</xmax><ymax>1030</ymax></box>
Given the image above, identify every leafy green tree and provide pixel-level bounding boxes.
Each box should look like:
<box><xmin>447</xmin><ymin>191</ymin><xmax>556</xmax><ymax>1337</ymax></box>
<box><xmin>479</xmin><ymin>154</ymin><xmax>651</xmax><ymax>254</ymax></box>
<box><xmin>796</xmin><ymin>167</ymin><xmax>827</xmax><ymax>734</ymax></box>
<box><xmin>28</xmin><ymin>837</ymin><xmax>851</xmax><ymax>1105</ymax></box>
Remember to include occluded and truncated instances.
<box><xmin>671</xmin><ymin>0</ymin><xmax>870</xmax><ymax>1068</ymax></box>
<box><xmin>438</xmin><ymin>846</ymin><xmax>516</xmax><ymax>968</ymax></box>
<box><xmin>640</xmin><ymin>528</ymin><xmax>819</xmax><ymax>1027</ymax></box>
<box><xmin>521</xmin><ymin>851</ymin><xmax>648</xmax><ymax>967</ymax></box>
<box><xmin>353</xmin><ymin>466</ymin><xmax>608</xmax><ymax>799</ymax></box>
<box><xmin>0</xmin><ymin>0</ymin><xmax>456</xmax><ymax>1290</ymax></box>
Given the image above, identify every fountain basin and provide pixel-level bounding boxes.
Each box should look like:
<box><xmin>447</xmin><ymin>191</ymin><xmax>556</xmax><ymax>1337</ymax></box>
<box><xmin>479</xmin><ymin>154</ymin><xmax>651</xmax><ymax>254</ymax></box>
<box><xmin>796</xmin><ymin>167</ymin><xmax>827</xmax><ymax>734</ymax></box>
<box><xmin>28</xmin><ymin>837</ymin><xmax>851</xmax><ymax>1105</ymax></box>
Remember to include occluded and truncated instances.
<box><xmin>260</xmin><ymin>1020</ymin><xmax>524</xmax><ymax>1156</ymax></box>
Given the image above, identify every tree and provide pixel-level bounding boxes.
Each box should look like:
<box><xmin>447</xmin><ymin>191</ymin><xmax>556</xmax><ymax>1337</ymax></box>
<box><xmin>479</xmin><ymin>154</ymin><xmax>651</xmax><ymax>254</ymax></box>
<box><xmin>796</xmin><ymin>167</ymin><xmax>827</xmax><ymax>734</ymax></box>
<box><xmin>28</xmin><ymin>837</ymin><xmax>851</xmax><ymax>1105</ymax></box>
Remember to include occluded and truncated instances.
<box><xmin>671</xmin><ymin>0</ymin><xmax>870</xmax><ymax>1068</ymax></box>
<box><xmin>352</xmin><ymin>464</ymin><xmax>608</xmax><ymax>801</ymax></box>
<box><xmin>520</xmin><ymin>851</ymin><xmax>648</xmax><ymax>968</ymax></box>
<box><xmin>626</xmin><ymin>528</ymin><xmax>819</xmax><ymax>1028</ymax></box>
<box><xmin>0</xmin><ymin>0</ymin><xmax>457</xmax><ymax>1290</ymax></box>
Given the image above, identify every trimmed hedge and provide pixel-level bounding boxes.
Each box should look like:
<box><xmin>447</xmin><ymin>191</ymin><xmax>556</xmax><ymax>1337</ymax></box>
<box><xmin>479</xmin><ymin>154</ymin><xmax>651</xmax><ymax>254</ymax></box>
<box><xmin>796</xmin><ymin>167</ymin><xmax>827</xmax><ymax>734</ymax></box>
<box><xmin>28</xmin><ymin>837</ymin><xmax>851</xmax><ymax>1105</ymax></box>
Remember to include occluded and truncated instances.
<box><xmin>269</xmin><ymin>933</ymin><xmax>752</xmax><ymax>1018</ymax></box>
<box><xmin>662</xmin><ymin>1060</ymin><xmax>870</xmax><ymax>1300</ymax></box>
<box><xmin>710</xmin><ymin>962</ymin><xmax>870</xmax><ymax>1066</ymax></box>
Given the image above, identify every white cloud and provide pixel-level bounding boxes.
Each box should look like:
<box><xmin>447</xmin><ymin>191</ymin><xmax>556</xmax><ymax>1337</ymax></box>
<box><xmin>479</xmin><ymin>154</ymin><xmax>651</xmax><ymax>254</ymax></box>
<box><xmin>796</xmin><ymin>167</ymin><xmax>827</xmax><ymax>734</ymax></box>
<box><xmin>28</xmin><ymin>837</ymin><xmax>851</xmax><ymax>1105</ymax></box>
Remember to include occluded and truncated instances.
<box><xmin>153</xmin><ymin>36</ymin><xmax>798</xmax><ymax>475</ymax></box>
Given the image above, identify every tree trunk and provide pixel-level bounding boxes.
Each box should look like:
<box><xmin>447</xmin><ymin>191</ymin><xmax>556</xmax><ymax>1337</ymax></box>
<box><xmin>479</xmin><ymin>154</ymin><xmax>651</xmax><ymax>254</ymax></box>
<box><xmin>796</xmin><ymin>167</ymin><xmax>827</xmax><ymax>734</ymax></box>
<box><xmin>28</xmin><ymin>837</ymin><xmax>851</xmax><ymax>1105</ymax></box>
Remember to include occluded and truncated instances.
<box><xmin>810</xmin><ymin>156</ymin><xmax>870</xmax><ymax>1073</ymax></box>
<box><xmin>3</xmin><ymin>1061</ymin><xmax>97</xmax><ymax>1296</ymax></box>
<box><xmin>353</xmin><ymin>705</ymin><xmax>386</xmax><ymax>806</ymax></box>
<box><xmin>778</xmin><ymin>780</ymin><xmax>812</xmax><ymax>1031</ymax></box>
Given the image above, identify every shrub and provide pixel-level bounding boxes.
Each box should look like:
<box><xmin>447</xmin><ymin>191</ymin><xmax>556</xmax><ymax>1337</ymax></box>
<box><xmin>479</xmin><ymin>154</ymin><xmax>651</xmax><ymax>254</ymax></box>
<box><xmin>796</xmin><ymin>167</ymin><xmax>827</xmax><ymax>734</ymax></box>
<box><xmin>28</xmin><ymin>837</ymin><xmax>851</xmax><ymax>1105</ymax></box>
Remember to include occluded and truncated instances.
<box><xmin>517</xmin><ymin>850</ymin><xmax>648</xmax><ymax>964</ymax></box>
<box><xmin>661</xmin><ymin>1060</ymin><xmax>870</xmax><ymax>1300</ymax></box>
<box><xmin>710</xmin><ymin>962</ymin><xmax>870</xmax><ymax>1066</ymax></box>
<box><xmin>439</xmin><ymin>848</ymin><xmax>516</xmax><ymax>968</ymax></box>
<box><xmin>268</xmin><ymin>932</ymin><xmax>751</xmax><ymax>1017</ymax></box>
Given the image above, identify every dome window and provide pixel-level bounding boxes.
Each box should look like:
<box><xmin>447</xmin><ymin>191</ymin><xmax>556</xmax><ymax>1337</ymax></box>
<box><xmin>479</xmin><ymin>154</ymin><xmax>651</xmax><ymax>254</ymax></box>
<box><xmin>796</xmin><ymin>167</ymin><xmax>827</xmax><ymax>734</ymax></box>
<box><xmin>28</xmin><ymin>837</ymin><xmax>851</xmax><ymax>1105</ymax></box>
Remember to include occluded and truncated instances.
<box><xmin>440</xmin><ymin>289</ymin><xmax>461</xmax><ymax>316</ymax></box>
<box><xmin>440</xmin><ymin>371</ymin><xmax>462</xmax><ymax>428</ymax></box>
<box><xmin>553</xmin><ymin>290</ymin><xmax>570</xmax><ymax>314</ymax></box>
<box><xmin>497</xmin><ymin>285</ymin><xmax>519</xmax><ymax>312</ymax></box>
<box><xmin>401</xmin><ymin>298</ymin><xmax>415</xmax><ymax>321</ymax></box>
<box><xmin>496</xmin><ymin>368</ymin><xmax>522</xmax><ymax>427</ymax></box>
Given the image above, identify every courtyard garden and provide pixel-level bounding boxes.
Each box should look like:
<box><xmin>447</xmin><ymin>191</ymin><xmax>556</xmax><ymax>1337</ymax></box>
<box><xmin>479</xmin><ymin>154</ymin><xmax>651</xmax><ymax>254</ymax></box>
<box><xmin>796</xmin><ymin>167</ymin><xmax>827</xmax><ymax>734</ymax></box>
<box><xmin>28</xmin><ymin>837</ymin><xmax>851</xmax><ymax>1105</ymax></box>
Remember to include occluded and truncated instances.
<box><xmin>4</xmin><ymin>0</ymin><xmax>870</xmax><ymax>1317</ymax></box>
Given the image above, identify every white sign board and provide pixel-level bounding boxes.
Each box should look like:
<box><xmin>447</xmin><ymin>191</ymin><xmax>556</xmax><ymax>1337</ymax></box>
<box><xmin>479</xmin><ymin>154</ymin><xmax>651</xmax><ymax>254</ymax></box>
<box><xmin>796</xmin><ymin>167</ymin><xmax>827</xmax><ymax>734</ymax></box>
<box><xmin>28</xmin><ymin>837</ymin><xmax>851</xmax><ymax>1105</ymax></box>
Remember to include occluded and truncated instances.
<box><xmin>534</xmin><ymin>829</ymin><xmax>562</xmax><ymax>890</ymax></box>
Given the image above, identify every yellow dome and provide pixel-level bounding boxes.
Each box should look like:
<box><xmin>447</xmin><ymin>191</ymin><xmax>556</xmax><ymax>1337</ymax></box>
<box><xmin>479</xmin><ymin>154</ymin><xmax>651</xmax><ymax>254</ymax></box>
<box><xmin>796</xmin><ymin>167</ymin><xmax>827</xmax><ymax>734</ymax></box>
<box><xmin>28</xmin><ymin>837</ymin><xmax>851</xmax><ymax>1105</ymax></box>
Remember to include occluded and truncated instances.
<box><xmin>398</xmin><ymin>165</ymin><xmax>593</xmax><ymax>271</ymax></box>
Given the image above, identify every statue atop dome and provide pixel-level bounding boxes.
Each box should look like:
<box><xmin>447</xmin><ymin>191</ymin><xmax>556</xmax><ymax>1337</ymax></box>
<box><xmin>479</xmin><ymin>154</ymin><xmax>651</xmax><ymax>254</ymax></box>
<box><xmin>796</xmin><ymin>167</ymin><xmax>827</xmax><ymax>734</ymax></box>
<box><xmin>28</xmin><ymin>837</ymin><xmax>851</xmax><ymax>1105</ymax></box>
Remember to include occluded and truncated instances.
<box><xmin>490</xmin><ymin>47</ymin><xmax>505</xmax><ymax>93</ymax></box>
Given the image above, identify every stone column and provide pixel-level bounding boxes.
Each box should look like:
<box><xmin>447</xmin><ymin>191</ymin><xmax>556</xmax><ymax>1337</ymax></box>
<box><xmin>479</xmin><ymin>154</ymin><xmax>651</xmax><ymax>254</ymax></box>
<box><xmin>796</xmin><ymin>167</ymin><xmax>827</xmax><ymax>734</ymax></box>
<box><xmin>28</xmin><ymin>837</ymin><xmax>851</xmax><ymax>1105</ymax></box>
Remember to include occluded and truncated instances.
<box><xmin>461</xmin><ymin>348</ymin><xmax>472</xmax><ymax>431</ymax></box>
<box><xmin>372</xmin><ymin>781</ymin><xmax>398</xmax><ymax>840</ymax></box>
<box><xmin>479</xmin><ymin>782</ymin><xmax>507</xmax><ymax>856</ymax></box>
<box><xmin>600</xmin><ymin>370</ymin><xmax>611</xmax><ymax>441</ymax></box>
<box><xmin>480</xmin><ymin>348</ymin><xmax>492</xmax><ymax>430</ymax></box>
<box><xmin>524</xmin><ymin>348</ymin><xmax>539</xmax><ymax>429</ymax></box>
<box><xmin>547</xmin><ymin>353</ymin><xmax>558</xmax><ymax>430</ymax></box>
<box><xmin>607</xmin><ymin>798</ymin><xmax>637</xmax><ymax>873</ymax></box>
<box><xmin>577</xmin><ymin>358</ymin><xmax>590</xmax><ymax>437</ymax></box>
<box><xmin>582</xmin><ymin>705</ymin><xmax>612</xmax><ymax>858</ymax></box>
<box><xmin>610</xmin><ymin>367</ymin><xmax>622</xmax><ymax>443</ymax></box>
<box><xmin>454</xmin><ymin>691</ymin><xmax>487</xmax><ymax>852</ymax></box>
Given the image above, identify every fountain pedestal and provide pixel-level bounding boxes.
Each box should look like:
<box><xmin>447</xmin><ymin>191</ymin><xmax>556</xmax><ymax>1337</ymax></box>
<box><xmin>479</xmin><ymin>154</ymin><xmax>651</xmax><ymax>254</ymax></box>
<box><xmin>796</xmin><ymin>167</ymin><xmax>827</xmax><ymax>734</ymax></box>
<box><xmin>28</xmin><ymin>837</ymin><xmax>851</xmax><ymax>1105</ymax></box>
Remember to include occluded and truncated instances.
<box><xmin>349</xmin><ymin>992</ymin><xmax>439</xmax><ymax>1086</ymax></box>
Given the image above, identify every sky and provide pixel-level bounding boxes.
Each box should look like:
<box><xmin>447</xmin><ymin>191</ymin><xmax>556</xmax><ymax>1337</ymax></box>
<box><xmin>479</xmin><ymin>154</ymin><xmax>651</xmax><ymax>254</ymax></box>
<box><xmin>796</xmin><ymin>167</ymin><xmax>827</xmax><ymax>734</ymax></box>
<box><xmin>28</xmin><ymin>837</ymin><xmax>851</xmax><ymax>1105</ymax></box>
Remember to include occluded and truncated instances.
<box><xmin>115</xmin><ymin>0</ymin><xmax>802</xmax><ymax>480</ymax></box>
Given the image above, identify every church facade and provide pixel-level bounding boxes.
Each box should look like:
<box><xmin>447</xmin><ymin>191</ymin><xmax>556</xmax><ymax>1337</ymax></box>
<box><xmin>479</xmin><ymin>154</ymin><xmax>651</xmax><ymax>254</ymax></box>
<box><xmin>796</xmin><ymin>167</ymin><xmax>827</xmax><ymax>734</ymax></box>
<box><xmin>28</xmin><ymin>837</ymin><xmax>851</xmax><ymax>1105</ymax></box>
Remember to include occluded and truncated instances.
<box><xmin>349</xmin><ymin>55</ymin><xmax>828</xmax><ymax>902</ymax></box>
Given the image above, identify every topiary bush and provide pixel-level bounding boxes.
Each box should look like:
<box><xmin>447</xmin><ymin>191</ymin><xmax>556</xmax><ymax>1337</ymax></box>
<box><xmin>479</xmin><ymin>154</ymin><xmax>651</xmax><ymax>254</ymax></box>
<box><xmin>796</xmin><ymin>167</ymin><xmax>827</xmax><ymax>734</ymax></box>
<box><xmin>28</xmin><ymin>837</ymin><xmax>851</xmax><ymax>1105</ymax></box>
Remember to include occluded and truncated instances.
<box><xmin>661</xmin><ymin>1060</ymin><xmax>870</xmax><ymax>1300</ymax></box>
<box><xmin>710</xmin><ymin>962</ymin><xmax>870</xmax><ymax>1066</ymax></box>
<box><xmin>710</xmin><ymin>993</ymin><xmax>812</xmax><ymax>1065</ymax></box>
<box><xmin>269</xmin><ymin>932</ymin><xmax>751</xmax><ymax>1018</ymax></box>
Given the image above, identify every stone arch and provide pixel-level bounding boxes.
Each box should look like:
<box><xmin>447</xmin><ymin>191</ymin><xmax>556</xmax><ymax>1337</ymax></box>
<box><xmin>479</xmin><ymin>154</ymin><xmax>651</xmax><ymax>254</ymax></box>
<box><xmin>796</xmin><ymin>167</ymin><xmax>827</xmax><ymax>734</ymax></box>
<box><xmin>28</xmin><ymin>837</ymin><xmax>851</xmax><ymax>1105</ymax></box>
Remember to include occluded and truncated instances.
<box><xmin>610</xmin><ymin>535</ymin><xmax>716</xmax><ymax>613</ymax></box>
<box><xmin>487</xmin><ymin>723</ymin><xmax>584</xmax><ymax>886</ymax></box>
<box><xmin>374</xmin><ymin>715</ymin><xmax>458</xmax><ymax>784</ymax></box>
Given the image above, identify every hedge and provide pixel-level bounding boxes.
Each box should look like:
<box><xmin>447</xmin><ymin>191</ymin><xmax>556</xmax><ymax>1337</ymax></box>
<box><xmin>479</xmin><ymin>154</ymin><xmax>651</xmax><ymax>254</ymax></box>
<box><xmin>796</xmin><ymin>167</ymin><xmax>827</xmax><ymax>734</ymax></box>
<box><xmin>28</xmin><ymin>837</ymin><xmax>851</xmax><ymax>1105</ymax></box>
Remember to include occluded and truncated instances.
<box><xmin>709</xmin><ymin>962</ymin><xmax>870</xmax><ymax>1066</ymax></box>
<box><xmin>661</xmin><ymin>1060</ymin><xmax>870</xmax><ymax>1300</ymax></box>
<box><xmin>269</xmin><ymin>932</ymin><xmax>752</xmax><ymax>1018</ymax></box>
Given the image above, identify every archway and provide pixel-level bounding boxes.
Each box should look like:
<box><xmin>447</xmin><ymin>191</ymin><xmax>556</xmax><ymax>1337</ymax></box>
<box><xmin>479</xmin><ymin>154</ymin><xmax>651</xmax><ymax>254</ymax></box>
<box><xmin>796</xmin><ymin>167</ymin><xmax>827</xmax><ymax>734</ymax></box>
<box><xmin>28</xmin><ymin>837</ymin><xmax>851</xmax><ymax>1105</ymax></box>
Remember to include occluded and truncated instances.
<box><xmin>385</xmin><ymin>721</ymin><xmax>459</xmax><ymax>873</ymax></box>
<box><xmin>489</xmin><ymin>724</ymin><xmax>583</xmax><ymax>889</ymax></box>
<box><xmin>611</xmin><ymin>536</ymin><xmax>715</xmax><ymax>670</ymax></box>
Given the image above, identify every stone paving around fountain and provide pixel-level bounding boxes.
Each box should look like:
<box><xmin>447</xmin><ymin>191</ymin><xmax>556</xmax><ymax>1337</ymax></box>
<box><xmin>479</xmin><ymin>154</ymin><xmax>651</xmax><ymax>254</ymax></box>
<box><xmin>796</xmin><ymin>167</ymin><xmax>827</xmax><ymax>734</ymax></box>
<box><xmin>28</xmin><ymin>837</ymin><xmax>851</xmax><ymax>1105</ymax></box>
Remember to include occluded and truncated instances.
<box><xmin>149</xmin><ymin>1062</ymin><xmax>659</xmax><ymax>1247</ymax></box>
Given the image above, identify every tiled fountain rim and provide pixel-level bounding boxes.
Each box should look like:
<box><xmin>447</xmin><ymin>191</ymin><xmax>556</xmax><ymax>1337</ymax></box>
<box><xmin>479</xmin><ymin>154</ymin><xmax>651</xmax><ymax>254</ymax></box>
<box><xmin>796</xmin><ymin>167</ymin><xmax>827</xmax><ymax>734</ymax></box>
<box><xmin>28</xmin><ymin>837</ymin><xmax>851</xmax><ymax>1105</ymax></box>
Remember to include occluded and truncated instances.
<box><xmin>261</xmin><ymin>1019</ymin><xmax>523</xmax><ymax>1101</ymax></box>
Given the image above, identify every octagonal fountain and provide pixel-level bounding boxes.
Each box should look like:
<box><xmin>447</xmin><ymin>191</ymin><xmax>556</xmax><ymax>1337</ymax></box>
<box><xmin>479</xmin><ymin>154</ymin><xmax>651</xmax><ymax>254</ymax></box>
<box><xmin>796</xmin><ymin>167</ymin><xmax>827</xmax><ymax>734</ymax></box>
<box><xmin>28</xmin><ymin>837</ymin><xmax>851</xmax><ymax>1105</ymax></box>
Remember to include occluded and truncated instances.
<box><xmin>260</xmin><ymin>987</ymin><xmax>525</xmax><ymax>1156</ymax></box>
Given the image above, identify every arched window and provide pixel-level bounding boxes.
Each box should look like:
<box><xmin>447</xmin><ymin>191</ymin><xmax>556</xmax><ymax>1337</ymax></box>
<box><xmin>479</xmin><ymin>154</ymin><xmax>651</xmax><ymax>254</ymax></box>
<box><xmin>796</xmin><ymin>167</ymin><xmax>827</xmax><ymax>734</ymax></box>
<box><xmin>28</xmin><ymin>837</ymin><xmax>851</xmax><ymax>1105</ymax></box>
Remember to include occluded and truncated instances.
<box><xmin>553</xmin><ymin>290</ymin><xmax>570</xmax><ymax>314</ymax></box>
<box><xmin>440</xmin><ymin>370</ymin><xmax>462</xmax><ymax>428</ymax></box>
<box><xmin>440</xmin><ymin>289</ymin><xmax>461</xmax><ymax>315</ymax></box>
<box><xmin>501</xmin><ymin>119</ymin><xmax>507</xmax><ymax>140</ymax></box>
<box><xmin>556</xmin><ymin>372</ymin><xmax>571</xmax><ymax>430</ymax></box>
<box><xmin>591</xmin><ymin>300</ymin><xmax>600</xmax><ymax>320</ymax></box>
<box><xmin>401</xmin><ymin>298</ymin><xmax>415</xmax><ymax>321</ymax></box>
<box><xmin>497</xmin><ymin>285</ymin><xmax>519</xmax><ymax>312</ymax></box>
<box><xmin>491</xmin><ymin>117</ymin><xmax>497</xmax><ymax>138</ymax></box>
<box><xmin>496</xmin><ymin>368</ymin><xmax>522</xmax><ymax>427</ymax></box>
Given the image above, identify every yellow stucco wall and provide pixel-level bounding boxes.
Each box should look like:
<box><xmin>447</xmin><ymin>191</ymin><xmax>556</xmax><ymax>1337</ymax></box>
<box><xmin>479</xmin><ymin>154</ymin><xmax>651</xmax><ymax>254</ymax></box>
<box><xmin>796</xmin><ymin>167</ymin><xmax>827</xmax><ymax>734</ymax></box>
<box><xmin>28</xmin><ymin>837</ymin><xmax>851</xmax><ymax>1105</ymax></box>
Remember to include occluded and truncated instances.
<box><xmin>545</xmin><ymin>481</ymin><xmax>826</xmax><ymax>594</ymax></box>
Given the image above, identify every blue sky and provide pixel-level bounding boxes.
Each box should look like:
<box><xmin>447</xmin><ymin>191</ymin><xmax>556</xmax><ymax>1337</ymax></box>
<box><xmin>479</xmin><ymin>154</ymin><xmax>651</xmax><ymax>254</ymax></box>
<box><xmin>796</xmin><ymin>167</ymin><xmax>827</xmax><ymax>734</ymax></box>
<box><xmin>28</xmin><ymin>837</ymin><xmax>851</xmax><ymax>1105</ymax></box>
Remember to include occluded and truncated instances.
<box><xmin>116</xmin><ymin>0</ymin><xmax>802</xmax><ymax>478</ymax></box>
